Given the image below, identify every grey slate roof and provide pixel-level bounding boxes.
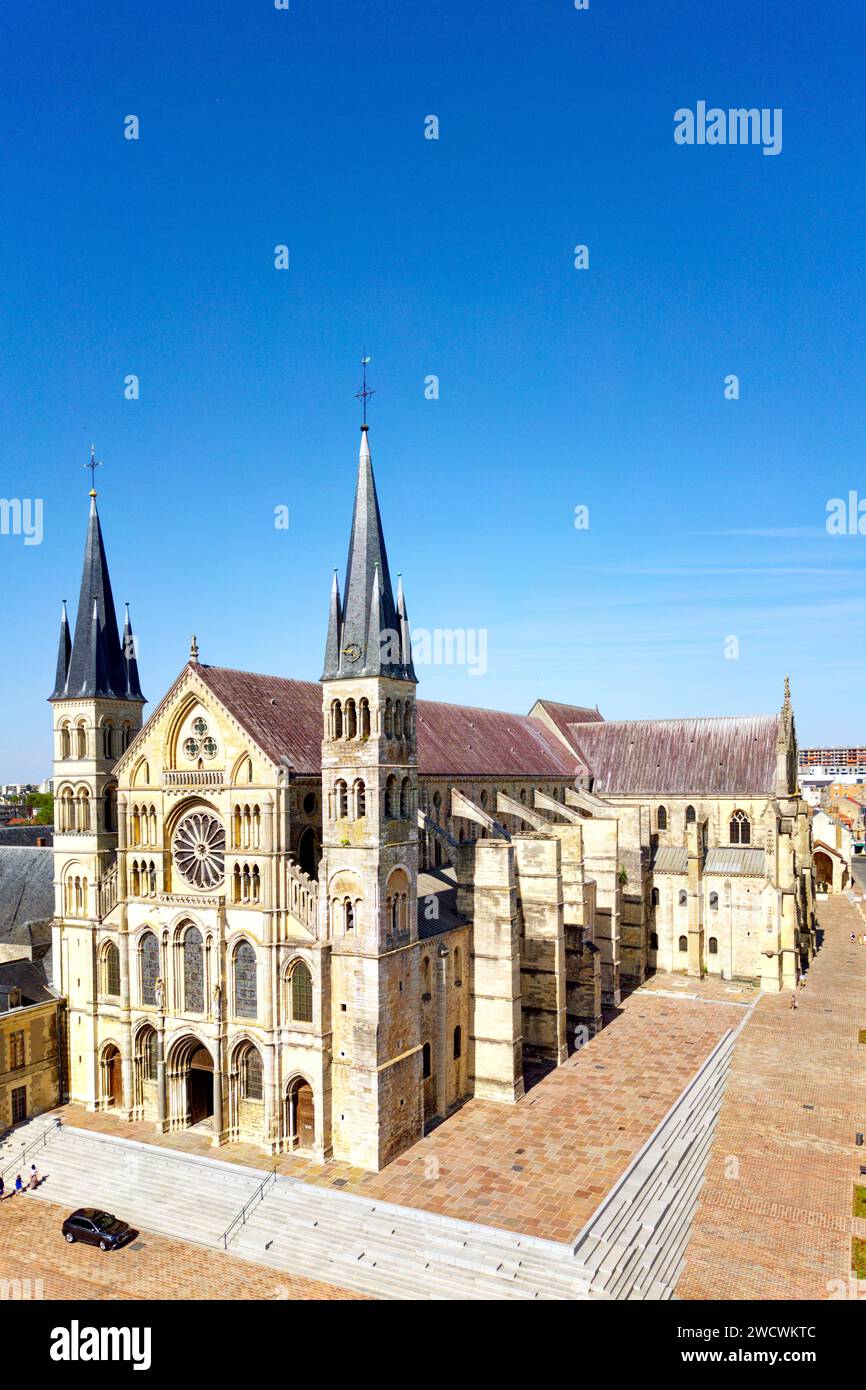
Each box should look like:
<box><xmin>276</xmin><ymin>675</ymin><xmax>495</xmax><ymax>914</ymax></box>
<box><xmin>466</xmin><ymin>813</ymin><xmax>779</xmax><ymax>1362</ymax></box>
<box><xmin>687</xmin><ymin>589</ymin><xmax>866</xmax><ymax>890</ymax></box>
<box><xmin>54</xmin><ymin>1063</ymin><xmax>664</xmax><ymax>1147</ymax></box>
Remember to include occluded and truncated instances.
<box><xmin>0</xmin><ymin>826</ymin><xmax>53</xmax><ymax>847</ymax></box>
<box><xmin>0</xmin><ymin>847</ymin><xmax>55</xmax><ymax>938</ymax></box>
<box><xmin>0</xmin><ymin>957</ymin><xmax>56</xmax><ymax>1008</ymax></box>
<box><xmin>653</xmin><ymin>846</ymin><xmax>689</xmax><ymax>874</ymax></box>
<box><xmin>51</xmin><ymin>495</ymin><xmax>144</xmax><ymax>702</ymax></box>
<box><xmin>322</xmin><ymin>428</ymin><xmax>416</xmax><ymax>682</ymax></box>
<box><xmin>704</xmin><ymin>847</ymin><xmax>767</xmax><ymax>877</ymax></box>
<box><xmin>417</xmin><ymin>865</ymin><xmax>467</xmax><ymax>937</ymax></box>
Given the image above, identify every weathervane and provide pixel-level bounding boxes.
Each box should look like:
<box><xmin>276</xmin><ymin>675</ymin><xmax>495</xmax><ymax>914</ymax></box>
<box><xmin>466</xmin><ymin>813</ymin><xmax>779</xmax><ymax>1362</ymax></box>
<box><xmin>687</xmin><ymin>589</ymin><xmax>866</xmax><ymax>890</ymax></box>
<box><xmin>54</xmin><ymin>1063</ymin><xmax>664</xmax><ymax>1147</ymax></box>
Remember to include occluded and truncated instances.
<box><xmin>355</xmin><ymin>353</ymin><xmax>374</xmax><ymax>426</ymax></box>
<box><xmin>85</xmin><ymin>444</ymin><xmax>102</xmax><ymax>494</ymax></box>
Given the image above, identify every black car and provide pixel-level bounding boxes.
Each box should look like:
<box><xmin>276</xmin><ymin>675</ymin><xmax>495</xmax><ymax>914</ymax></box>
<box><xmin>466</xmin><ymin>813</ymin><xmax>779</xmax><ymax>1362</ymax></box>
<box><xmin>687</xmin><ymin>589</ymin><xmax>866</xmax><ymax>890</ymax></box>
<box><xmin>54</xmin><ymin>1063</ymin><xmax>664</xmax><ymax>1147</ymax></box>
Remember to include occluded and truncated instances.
<box><xmin>61</xmin><ymin>1208</ymin><xmax>131</xmax><ymax>1251</ymax></box>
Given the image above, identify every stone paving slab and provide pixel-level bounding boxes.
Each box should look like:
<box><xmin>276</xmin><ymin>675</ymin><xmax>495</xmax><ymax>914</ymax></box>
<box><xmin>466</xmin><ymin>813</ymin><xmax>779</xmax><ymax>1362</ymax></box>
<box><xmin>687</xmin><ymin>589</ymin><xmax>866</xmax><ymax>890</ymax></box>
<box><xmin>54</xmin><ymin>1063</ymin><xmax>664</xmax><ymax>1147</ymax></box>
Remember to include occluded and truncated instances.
<box><xmin>49</xmin><ymin>972</ymin><xmax>745</xmax><ymax>1245</ymax></box>
<box><xmin>0</xmin><ymin>1189</ymin><xmax>365</xmax><ymax>1301</ymax></box>
<box><xmin>677</xmin><ymin>896</ymin><xmax>866</xmax><ymax>1301</ymax></box>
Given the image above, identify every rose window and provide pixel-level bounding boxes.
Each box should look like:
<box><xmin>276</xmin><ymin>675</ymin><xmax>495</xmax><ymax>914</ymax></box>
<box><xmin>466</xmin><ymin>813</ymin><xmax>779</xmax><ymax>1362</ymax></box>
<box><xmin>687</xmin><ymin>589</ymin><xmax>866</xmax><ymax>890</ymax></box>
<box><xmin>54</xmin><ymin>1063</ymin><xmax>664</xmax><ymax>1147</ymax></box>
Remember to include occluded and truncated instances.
<box><xmin>173</xmin><ymin>811</ymin><xmax>226</xmax><ymax>890</ymax></box>
<box><xmin>182</xmin><ymin>718</ymin><xmax>218</xmax><ymax>761</ymax></box>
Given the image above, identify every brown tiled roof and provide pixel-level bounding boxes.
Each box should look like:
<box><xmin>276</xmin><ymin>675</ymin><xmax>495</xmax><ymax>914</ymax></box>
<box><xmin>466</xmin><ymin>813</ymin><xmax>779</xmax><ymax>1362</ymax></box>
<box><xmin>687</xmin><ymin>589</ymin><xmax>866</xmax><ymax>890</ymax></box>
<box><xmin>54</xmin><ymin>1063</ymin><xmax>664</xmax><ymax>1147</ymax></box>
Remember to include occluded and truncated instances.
<box><xmin>532</xmin><ymin>699</ymin><xmax>604</xmax><ymax>745</ymax></box>
<box><xmin>194</xmin><ymin>666</ymin><xmax>582</xmax><ymax>779</ymax></box>
<box><xmin>564</xmin><ymin>715</ymin><xmax>781</xmax><ymax>796</ymax></box>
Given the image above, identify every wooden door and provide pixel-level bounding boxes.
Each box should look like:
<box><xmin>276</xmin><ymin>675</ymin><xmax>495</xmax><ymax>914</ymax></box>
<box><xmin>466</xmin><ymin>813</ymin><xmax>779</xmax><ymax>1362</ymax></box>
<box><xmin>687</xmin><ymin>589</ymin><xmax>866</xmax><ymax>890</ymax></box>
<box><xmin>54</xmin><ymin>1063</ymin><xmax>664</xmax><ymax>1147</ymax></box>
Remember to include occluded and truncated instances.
<box><xmin>297</xmin><ymin>1083</ymin><xmax>315</xmax><ymax>1150</ymax></box>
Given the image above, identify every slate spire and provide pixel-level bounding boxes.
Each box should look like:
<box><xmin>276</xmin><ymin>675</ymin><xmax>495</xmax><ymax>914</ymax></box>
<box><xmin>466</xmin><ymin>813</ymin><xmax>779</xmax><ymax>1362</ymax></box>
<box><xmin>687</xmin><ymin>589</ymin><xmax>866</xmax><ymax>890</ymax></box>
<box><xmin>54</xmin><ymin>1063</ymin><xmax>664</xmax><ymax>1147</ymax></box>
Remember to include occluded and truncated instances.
<box><xmin>321</xmin><ymin>426</ymin><xmax>415</xmax><ymax>682</ymax></box>
<box><xmin>51</xmin><ymin>600</ymin><xmax>72</xmax><ymax>698</ymax></box>
<box><xmin>50</xmin><ymin>490</ymin><xmax>145</xmax><ymax>702</ymax></box>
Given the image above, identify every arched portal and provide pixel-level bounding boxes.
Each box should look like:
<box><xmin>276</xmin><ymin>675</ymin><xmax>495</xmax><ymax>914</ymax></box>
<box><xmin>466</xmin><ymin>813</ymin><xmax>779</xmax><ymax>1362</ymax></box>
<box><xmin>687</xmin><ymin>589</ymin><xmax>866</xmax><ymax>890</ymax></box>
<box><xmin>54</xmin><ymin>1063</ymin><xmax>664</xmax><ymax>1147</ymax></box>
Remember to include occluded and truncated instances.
<box><xmin>167</xmin><ymin>1035</ymin><xmax>215</xmax><ymax>1130</ymax></box>
<box><xmin>814</xmin><ymin>850</ymin><xmax>833</xmax><ymax>894</ymax></box>
<box><xmin>99</xmin><ymin>1043</ymin><xmax>123</xmax><ymax>1109</ymax></box>
<box><xmin>285</xmin><ymin>1076</ymin><xmax>315</xmax><ymax>1152</ymax></box>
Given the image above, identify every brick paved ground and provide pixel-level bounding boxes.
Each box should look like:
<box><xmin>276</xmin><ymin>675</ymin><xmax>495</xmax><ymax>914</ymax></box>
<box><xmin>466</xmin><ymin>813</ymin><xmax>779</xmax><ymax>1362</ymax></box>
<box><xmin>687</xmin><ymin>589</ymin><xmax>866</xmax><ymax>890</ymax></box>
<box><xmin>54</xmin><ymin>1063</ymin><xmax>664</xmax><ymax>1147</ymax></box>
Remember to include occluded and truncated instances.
<box><xmin>678</xmin><ymin>895</ymin><xmax>866</xmax><ymax>1300</ymax></box>
<box><xmin>49</xmin><ymin>972</ymin><xmax>747</xmax><ymax>1244</ymax></box>
<box><xmin>0</xmin><ymin>1189</ymin><xmax>364</xmax><ymax>1301</ymax></box>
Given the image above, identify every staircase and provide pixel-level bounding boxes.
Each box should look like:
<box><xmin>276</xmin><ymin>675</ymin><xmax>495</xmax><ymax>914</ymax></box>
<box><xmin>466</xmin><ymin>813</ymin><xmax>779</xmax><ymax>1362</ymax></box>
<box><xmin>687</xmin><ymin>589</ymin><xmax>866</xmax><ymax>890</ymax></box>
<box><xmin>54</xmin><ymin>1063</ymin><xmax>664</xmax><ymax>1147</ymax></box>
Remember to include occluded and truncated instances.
<box><xmin>3</xmin><ymin>1016</ymin><xmax>743</xmax><ymax>1300</ymax></box>
<box><xmin>570</xmin><ymin>1022</ymin><xmax>744</xmax><ymax>1299</ymax></box>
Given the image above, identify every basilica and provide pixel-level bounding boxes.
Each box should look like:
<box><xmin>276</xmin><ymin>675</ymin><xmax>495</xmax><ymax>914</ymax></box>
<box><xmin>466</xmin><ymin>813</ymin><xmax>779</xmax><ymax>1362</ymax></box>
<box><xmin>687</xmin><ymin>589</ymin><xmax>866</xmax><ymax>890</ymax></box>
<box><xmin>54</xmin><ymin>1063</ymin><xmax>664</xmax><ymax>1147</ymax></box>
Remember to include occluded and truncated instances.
<box><xmin>49</xmin><ymin>424</ymin><xmax>817</xmax><ymax>1170</ymax></box>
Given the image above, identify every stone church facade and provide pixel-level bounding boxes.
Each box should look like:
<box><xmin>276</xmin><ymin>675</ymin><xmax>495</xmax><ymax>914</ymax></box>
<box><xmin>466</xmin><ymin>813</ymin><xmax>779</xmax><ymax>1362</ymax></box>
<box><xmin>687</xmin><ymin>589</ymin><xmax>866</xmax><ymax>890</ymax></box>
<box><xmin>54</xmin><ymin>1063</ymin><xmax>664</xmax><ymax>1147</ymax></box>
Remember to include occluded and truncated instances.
<box><xmin>49</xmin><ymin>427</ymin><xmax>816</xmax><ymax>1171</ymax></box>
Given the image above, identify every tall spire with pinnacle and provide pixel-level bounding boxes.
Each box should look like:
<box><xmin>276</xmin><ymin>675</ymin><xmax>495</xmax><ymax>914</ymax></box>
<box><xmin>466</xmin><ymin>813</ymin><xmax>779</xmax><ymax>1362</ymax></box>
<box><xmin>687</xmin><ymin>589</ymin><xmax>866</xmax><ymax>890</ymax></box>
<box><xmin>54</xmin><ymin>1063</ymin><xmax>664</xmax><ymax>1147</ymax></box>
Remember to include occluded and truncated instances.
<box><xmin>50</xmin><ymin>475</ymin><xmax>145</xmax><ymax>702</ymax></box>
<box><xmin>321</xmin><ymin>425</ymin><xmax>415</xmax><ymax>682</ymax></box>
<box><xmin>51</xmin><ymin>600</ymin><xmax>72</xmax><ymax>698</ymax></box>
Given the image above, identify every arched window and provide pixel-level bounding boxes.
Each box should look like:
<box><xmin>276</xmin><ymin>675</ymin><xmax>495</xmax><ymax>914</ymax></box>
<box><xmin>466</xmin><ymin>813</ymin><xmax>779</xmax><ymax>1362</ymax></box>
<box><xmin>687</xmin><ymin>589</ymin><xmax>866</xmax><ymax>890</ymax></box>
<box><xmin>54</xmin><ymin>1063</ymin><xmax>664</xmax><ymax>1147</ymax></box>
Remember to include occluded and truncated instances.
<box><xmin>331</xmin><ymin>700</ymin><xmax>343</xmax><ymax>739</ymax></box>
<box><xmin>289</xmin><ymin>961</ymin><xmax>313</xmax><ymax>1023</ymax></box>
<box><xmin>354</xmin><ymin>779</ymin><xmax>366</xmax><ymax>819</ymax></box>
<box><xmin>77</xmin><ymin>788</ymin><xmax>90</xmax><ymax>831</ymax></box>
<box><xmin>103</xmin><ymin>786</ymin><xmax>117</xmax><ymax>833</ymax></box>
<box><xmin>393</xmin><ymin>701</ymin><xmax>403</xmax><ymax>740</ymax></box>
<box><xmin>102</xmin><ymin>722</ymin><xmax>115</xmax><ymax>759</ymax></box>
<box><xmin>384</xmin><ymin>699</ymin><xmax>393</xmax><ymax>739</ymax></box>
<box><xmin>709</xmin><ymin>891</ymin><xmax>719</xmax><ymax>910</ymax></box>
<box><xmin>344</xmin><ymin>898</ymin><xmax>355</xmax><ymax>933</ymax></box>
<box><xmin>242</xmin><ymin>864</ymin><xmax>251</xmax><ymax>903</ymax></box>
<box><xmin>131</xmin><ymin>861</ymin><xmax>141</xmax><ymax>896</ymax></box>
<box><xmin>140</xmin><ymin>932</ymin><xmax>159</xmax><ymax>1006</ymax></box>
<box><xmin>148</xmin><ymin>862</ymin><xmax>157</xmax><ymax>897</ymax></box>
<box><xmin>678</xmin><ymin>889</ymin><xmax>687</xmax><ymax>907</ymax></box>
<box><xmin>60</xmin><ymin>787</ymin><xmax>74</xmax><ymax>831</ymax></box>
<box><xmin>345</xmin><ymin>699</ymin><xmax>357</xmax><ymax>739</ymax></box>
<box><xmin>359</xmin><ymin>698</ymin><xmax>371</xmax><ymax>738</ymax></box>
<box><xmin>76</xmin><ymin>722</ymin><xmax>87</xmax><ymax>759</ymax></box>
<box><xmin>252</xmin><ymin>865</ymin><xmax>260</xmax><ymax>903</ymax></box>
<box><xmin>240</xmin><ymin>1045</ymin><xmax>263</xmax><ymax>1100</ymax></box>
<box><xmin>389</xmin><ymin>895</ymin><xmax>399</xmax><ymax>935</ymax></box>
<box><xmin>708</xmin><ymin>936</ymin><xmax>719</xmax><ymax>955</ymax></box>
<box><xmin>233</xmin><ymin>805</ymin><xmax>242</xmax><ymax>848</ymax></box>
<box><xmin>102</xmin><ymin>942</ymin><xmax>120</xmax><ymax>996</ymax></box>
<box><xmin>122</xmin><ymin>722</ymin><xmax>134</xmax><ymax>751</ymax></box>
<box><xmin>651</xmin><ymin>887</ymin><xmax>660</xmax><ymax>907</ymax></box>
<box><xmin>422</xmin><ymin>955</ymin><xmax>431</xmax><ymax>992</ymax></box>
<box><xmin>131</xmin><ymin>806</ymin><xmax>141</xmax><ymax>846</ymax></box>
<box><xmin>433</xmin><ymin>790</ymin><xmax>442</xmax><ymax>823</ymax></box>
<box><xmin>453</xmin><ymin>946</ymin><xmax>461</xmax><ymax>983</ymax></box>
<box><xmin>234</xmin><ymin>941</ymin><xmax>257</xmax><ymax>1018</ymax></box>
<box><xmin>138</xmin><ymin>1027</ymin><xmax>158</xmax><ymax>1081</ymax></box>
<box><xmin>232</xmin><ymin>864</ymin><xmax>241</xmax><ymax>903</ymax></box>
<box><xmin>335</xmin><ymin>779</ymin><xmax>348</xmax><ymax>820</ymax></box>
<box><xmin>453</xmin><ymin>1025</ymin><xmax>462</xmax><ymax>1060</ymax></box>
<box><xmin>60</xmin><ymin>723</ymin><xmax>71</xmax><ymax>760</ymax></box>
<box><xmin>183</xmin><ymin>926</ymin><xmax>204</xmax><ymax>1013</ymax></box>
<box><xmin>650</xmin><ymin>932</ymin><xmax>659</xmax><ymax>951</ymax></box>
<box><xmin>685</xmin><ymin>805</ymin><xmax>696</xmax><ymax>824</ymax></box>
<box><xmin>678</xmin><ymin>935</ymin><xmax>688</xmax><ymax>952</ymax></box>
<box><xmin>252</xmin><ymin>807</ymin><xmax>261</xmax><ymax>849</ymax></box>
<box><xmin>729</xmin><ymin>810</ymin><xmax>751</xmax><ymax>845</ymax></box>
<box><xmin>400</xmin><ymin>776</ymin><xmax>410</xmax><ymax>819</ymax></box>
<box><xmin>422</xmin><ymin>1042</ymin><xmax>432</xmax><ymax>1080</ymax></box>
<box><xmin>657</xmin><ymin>805</ymin><xmax>667</xmax><ymax>831</ymax></box>
<box><xmin>385</xmin><ymin>774</ymin><xmax>397</xmax><ymax>819</ymax></box>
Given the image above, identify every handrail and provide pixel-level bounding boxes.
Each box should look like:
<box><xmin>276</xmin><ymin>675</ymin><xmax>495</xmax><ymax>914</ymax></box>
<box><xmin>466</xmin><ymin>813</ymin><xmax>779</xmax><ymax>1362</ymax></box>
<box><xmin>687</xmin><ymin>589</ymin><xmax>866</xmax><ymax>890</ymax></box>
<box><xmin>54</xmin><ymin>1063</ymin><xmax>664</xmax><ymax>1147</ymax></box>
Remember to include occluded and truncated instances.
<box><xmin>0</xmin><ymin>1117</ymin><xmax>62</xmax><ymax>1180</ymax></box>
<box><xmin>220</xmin><ymin>1164</ymin><xmax>279</xmax><ymax>1249</ymax></box>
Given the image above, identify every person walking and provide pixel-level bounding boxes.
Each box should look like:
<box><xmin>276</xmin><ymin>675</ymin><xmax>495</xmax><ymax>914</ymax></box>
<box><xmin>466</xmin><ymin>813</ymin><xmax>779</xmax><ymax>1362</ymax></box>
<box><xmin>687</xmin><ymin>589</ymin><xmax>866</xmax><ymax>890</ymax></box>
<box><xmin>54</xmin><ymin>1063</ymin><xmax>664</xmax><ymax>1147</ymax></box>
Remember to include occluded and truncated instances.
<box><xmin>790</xmin><ymin>992</ymin><xmax>798</xmax><ymax>1010</ymax></box>
<box><xmin>0</xmin><ymin>1175</ymin><xmax>5</xmax><ymax>1201</ymax></box>
<box><xmin>14</xmin><ymin>1174</ymin><xmax>24</xmax><ymax>1196</ymax></box>
<box><xmin>28</xmin><ymin>1164</ymin><xmax>39</xmax><ymax>1191</ymax></box>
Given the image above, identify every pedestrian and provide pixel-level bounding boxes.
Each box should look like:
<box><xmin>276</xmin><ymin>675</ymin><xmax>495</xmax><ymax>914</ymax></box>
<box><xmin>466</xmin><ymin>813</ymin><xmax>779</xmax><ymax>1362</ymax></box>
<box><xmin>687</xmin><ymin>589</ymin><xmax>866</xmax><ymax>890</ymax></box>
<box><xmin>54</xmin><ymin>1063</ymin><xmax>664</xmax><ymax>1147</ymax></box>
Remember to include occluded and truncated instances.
<box><xmin>28</xmin><ymin>1164</ymin><xmax>39</xmax><ymax>1191</ymax></box>
<box><xmin>14</xmin><ymin>1174</ymin><xmax>24</xmax><ymax>1196</ymax></box>
<box><xmin>799</xmin><ymin>974</ymin><xmax>806</xmax><ymax>988</ymax></box>
<box><xmin>790</xmin><ymin>992</ymin><xmax>798</xmax><ymax>1010</ymax></box>
<box><xmin>0</xmin><ymin>1175</ymin><xmax>4</xmax><ymax>1201</ymax></box>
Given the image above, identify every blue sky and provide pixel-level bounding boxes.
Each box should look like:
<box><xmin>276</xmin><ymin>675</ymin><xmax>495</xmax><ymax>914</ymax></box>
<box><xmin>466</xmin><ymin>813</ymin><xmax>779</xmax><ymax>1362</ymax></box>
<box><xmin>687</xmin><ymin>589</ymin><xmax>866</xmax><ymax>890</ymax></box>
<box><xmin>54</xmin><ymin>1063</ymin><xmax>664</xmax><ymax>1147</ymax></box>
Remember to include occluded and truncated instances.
<box><xmin>2</xmin><ymin>0</ymin><xmax>865</xmax><ymax>779</ymax></box>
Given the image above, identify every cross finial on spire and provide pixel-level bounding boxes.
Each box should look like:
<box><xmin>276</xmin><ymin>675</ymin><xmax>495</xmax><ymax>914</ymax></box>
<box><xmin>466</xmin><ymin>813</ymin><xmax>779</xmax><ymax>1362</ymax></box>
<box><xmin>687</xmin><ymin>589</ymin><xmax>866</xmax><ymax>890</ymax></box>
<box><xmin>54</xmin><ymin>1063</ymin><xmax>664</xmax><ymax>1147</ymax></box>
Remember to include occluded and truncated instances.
<box><xmin>355</xmin><ymin>352</ymin><xmax>374</xmax><ymax>427</ymax></box>
<box><xmin>85</xmin><ymin>444</ymin><xmax>102</xmax><ymax>496</ymax></box>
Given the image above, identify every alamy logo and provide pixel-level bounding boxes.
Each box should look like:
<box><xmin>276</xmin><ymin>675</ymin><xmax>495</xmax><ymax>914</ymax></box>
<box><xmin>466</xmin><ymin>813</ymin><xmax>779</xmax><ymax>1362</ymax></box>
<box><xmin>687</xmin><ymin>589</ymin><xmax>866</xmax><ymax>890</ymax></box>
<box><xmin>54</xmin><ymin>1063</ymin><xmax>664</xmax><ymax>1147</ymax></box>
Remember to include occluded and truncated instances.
<box><xmin>0</xmin><ymin>496</ymin><xmax>43</xmax><ymax>545</ymax></box>
<box><xmin>674</xmin><ymin>102</ymin><xmax>782</xmax><ymax>156</ymax></box>
<box><xmin>50</xmin><ymin>1321</ymin><xmax>152</xmax><ymax>1372</ymax></box>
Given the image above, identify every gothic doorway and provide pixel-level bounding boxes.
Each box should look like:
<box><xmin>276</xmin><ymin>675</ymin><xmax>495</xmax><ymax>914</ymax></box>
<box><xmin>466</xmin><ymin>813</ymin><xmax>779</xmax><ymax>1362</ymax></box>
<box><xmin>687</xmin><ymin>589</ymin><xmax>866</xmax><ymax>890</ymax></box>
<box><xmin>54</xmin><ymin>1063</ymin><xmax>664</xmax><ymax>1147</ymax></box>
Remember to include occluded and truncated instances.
<box><xmin>286</xmin><ymin>1076</ymin><xmax>315</xmax><ymax>1152</ymax></box>
<box><xmin>100</xmin><ymin>1044</ymin><xmax>123</xmax><ymax>1109</ymax></box>
<box><xmin>188</xmin><ymin>1046</ymin><xmax>214</xmax><ymax>1124</ymax></box>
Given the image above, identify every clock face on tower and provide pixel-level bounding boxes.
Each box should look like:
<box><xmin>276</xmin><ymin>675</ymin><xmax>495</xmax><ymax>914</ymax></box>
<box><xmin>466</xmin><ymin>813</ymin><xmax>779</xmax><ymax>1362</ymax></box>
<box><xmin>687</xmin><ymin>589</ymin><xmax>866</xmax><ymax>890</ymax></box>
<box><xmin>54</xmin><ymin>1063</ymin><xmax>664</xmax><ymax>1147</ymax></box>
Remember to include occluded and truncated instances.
<box><xmin>343</xmin><ymin>643</ymin><xmax>362</xmax><ymax>663</ymax></box>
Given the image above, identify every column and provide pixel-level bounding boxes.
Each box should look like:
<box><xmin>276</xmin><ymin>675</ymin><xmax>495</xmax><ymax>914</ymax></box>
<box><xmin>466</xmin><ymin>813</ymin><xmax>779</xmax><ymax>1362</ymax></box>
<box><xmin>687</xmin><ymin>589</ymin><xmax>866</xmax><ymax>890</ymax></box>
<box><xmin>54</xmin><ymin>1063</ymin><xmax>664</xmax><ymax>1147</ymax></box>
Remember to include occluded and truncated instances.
<box><xmin>156</xmin><ymin>1017</ymin><xmax>167</xmax><ymax>1132</ymax></box>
